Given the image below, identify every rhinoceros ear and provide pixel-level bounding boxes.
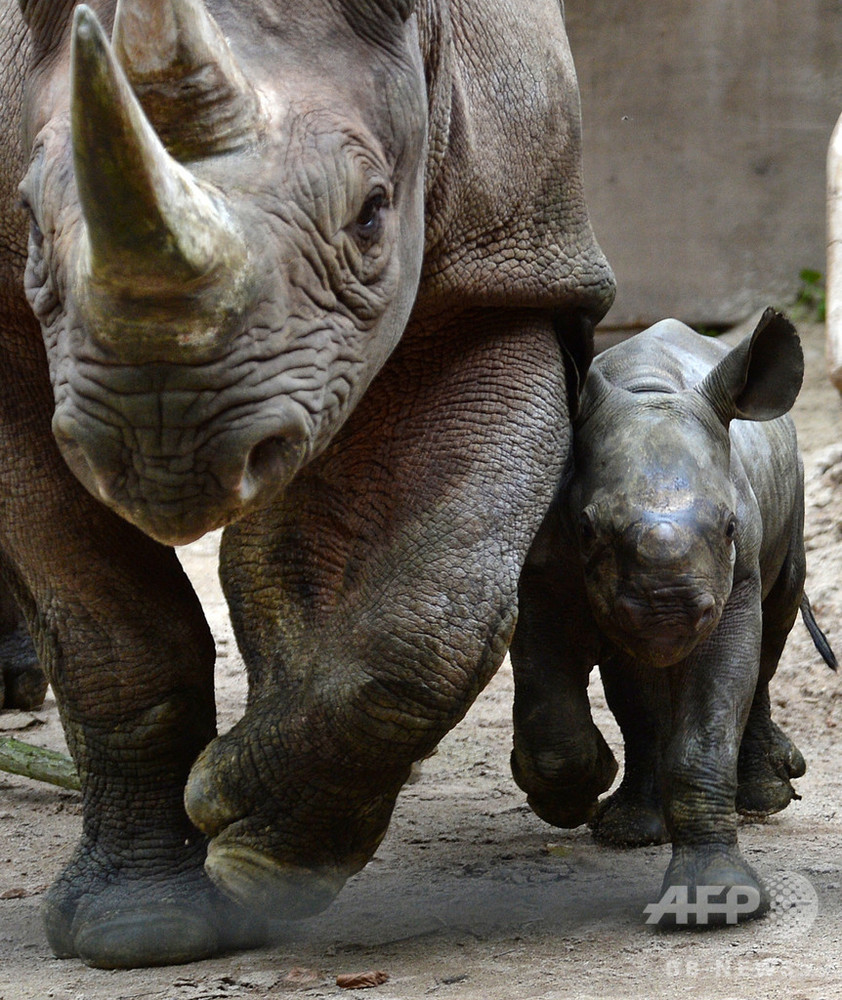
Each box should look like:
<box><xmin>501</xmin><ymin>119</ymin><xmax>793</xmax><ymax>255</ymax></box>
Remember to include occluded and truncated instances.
<box><xmin>18</xmin><ymin>0</ymin><xmax>78</xmax><ymax>53</ymax></box>
<box><xmin>696</xmin><ymin>308</ymin><xmax>804</xmax><ymax>424</ymax></box>
<box><xmin>341</xmin><ymin>0</ymin><xmax>419</xmax><ymax>31</ymax></box>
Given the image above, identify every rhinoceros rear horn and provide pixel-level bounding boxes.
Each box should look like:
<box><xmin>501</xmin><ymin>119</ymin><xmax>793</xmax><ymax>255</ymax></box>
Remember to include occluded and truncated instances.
<box><xmin>696</xmin><ymin>308</ymin><xmax>804</xmax><ymax>424</ymax></box>
<box><xmin>112</xmin><ymin>0</ymin><xmax>263</xmax><ymax>158</ymax></box>
<box><xmin>71</xmin><ymin>6</ymin><xmax>247</xmax><ymax>303</ymax></box>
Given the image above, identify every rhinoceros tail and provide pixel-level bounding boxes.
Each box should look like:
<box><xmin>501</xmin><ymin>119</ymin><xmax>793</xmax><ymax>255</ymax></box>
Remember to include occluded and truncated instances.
<box><xmin>800</xmin><ymin>594</ymin><xmax>838</xmax><ymax>671</ymax></box>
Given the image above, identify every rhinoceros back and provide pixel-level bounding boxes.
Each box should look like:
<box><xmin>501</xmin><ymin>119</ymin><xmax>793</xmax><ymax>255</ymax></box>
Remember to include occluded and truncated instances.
<box><xmin>592</xmin><ymin>320</ymin><xmax>732</xmax><ymax>394</ymax></box>
<box><xmin>416</xmin><ymin>0</ymin><xmax>614</xmax><ymax>316</ymax></box>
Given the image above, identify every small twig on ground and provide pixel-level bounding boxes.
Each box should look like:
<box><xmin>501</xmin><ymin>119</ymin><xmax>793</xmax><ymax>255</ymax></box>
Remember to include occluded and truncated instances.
<box><xmin>0</xmin><ymin>736</ymin><xmax>80</xmax><ymax>791</ymax></box>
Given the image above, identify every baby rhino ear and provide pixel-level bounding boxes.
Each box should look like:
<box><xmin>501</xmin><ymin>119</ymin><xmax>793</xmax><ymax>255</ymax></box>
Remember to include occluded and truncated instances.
<box><xmin>696</xmin><ymin>308</ymin><xmax>804</xmax><ymax>424</ymax></box>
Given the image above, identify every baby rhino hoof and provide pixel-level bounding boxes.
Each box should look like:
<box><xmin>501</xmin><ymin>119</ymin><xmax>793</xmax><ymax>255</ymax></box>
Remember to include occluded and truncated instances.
<box><xmin>590</xmin><ymin>787</ymin><xmax>668</xmax><ymax>847</ymax></box>
<box><xmin>737</xmin><ymin>721</ymin><xmax>806</xmax><ymax>816</ymax></box>
<box><xmin>646</xmin><ymin>845</ymin><xmax>769</xmax><ymax>928</ymax></box>
<box><xmin>510</xmin><ymin>732</ymin><xmax>618</xmax><ymax>829</ymax></box>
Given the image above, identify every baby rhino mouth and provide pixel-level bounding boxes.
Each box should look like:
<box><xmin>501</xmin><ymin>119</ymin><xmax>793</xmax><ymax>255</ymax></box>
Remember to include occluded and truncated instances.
<box><xmin>600</xmin><ymin>585</ymin><xmax>722</xmax><ymax>668</ymax></box>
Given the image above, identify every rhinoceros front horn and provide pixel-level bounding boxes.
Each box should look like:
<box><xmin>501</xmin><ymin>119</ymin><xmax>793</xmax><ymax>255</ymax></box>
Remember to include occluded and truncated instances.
<box><xmin>71</xmin><ymin>5</ymin><xmax>250</xmax><ymax>358</ymax></box>
<box><xmin>112</xmin><ymin>0</ymin><xmax>264</xmax><ymax>159</ymax></box>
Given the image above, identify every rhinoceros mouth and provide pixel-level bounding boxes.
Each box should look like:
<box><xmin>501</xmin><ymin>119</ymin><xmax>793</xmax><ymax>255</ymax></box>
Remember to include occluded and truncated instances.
<box><xmin>609</xmin><ymin>631</ymin><xmax>711</xmax><ymax>669</ymax></box>
<box><xmin>52</xmin><ymin>397</ymin><xmax>311</xmax><ymax>545</ymax></box>
<box><xmin>590</xmin><ymin>585</ymin><xmax>723</xmax><ymax>668</ymax></box>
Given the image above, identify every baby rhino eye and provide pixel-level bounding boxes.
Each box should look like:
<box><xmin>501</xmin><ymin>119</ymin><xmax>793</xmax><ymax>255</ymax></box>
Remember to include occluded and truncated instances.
<box><xmin>579</xmin><ymin>506</ymin><xmax>598</xmax><ymax>547</ymax></box>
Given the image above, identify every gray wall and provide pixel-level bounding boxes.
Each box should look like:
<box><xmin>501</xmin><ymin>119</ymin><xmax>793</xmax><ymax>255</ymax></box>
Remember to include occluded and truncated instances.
<box><xmin>566</xmin><ymin>1</ymin><xmax>842</xmax><ymax>329</ymax></box>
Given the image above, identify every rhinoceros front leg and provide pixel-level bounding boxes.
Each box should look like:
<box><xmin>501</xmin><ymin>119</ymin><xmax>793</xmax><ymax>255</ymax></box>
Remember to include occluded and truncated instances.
<box><xmin>0</xmin><ymin>364</ymin><xmax>246</xmax><ymax>966</ymax></box>
<box><xmin>7</xmin><ymin>513</ymin><xmax>238</xmax><ymax>966</ymax></box>
<box><xmin>655</xmin><ymin>578</ymin><xmax>768</xmax><ymax>926</ymax></box>
<box><xmin>185</xmin><ymin>310</ymin><xmax>569</xmax><ymax>921</ymax></box>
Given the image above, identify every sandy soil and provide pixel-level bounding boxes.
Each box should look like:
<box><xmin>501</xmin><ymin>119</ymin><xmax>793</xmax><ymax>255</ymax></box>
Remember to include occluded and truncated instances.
<box><xmin>0</xmin><ymin>320</ymin><xmax>840</xmax><ymax>1000</ymax></box>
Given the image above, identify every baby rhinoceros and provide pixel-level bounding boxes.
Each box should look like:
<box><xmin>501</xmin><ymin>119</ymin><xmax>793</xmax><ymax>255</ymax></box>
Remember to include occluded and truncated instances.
<box><xmin>510</xmin><ymin>308</ymin><xmax>836</xmax><ymax>925</ymax></box>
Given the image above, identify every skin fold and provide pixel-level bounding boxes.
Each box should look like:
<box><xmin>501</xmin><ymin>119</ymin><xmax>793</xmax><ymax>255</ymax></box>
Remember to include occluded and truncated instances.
<box><xmin>0</xmin><ymin>0</ymin><xmax>614</xmax><ymax>968</ymax></box>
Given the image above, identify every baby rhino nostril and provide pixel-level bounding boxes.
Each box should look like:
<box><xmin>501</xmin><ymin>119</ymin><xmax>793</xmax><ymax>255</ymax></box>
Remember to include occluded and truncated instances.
<box><xmin>615</xmin><ymin>595</ymin><xmax>646</xmax><ymax>632</ymax></box>
<box><xmin>693</xmin><ymin>593</ymin><xmax>718</xmax><ymax>633</ymax></box>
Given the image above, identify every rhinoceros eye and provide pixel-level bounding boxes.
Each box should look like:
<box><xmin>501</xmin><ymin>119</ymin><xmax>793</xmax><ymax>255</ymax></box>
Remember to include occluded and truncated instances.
<box><xmin>579</xmin><ymin>506</ymin><xmax>598</xmax><ymax>549</ymax></box>
<box><xmin>352</xmin><ymin>188</ymin><xmax>387</xmax><ymax>247</ymax></box>
<box><xmin>19</xmin><ymin>195</ymin><xmax>43</xmax><ymax>250</ymax></box>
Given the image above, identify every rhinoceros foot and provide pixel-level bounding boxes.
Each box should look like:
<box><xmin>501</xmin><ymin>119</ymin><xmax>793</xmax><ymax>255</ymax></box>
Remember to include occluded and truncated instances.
<box><xmin>590</xmin><ymin>783</ymin><xmax>668</xmax><ymax>847</ymax></box>
<box><xmin>205</xmin><ymin>841</ymin><xmax>346</xmax><ymax>921</ymax></box>
<box><xmin>653</xmin><ymin>844</ymin><xmax>769</xmax><ymax>928</ymax></box>
<box><xmin>510</xmin><ymin>730</ymin><xmax>619</xmax><ymax>830</ymax></box>
<box><xmin>43</xmin><ymin>841</ymin><xmax>270</xmax><ymax>968</ymax></box>
<box><xmin>184</xmin><ymin>714</ymin><xmax>407</xmax><ymax>922</ymax></box>
<box><xmin>736</xmin><ymin>718</ymin><xmax>805</xmax><ymax>816</ymax></box>
<box><xmin>0</xmin><ymin>625</ymin><xmax>47</xmax><ymax>711</ymax></box>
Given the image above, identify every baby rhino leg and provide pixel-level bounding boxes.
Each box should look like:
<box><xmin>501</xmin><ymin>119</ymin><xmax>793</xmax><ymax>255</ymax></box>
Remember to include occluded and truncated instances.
<box><xmin>0</xmin><ymin>576</ymin><xmax>45</xmax><ymax>710</ymax></box>
<box><xmin>737</xmin><ymin>552</ymin><xmax>806</xmax><ymax>816</ymax></box>
<box><xmin>590</xmin><ymin>655</ymin><xmax>669</xmax><ymax>847</ymax></box>
<box><xmin>510</xmin><ymin>549</ymin><xmax>617</xmax><ymax>829</ymax></box>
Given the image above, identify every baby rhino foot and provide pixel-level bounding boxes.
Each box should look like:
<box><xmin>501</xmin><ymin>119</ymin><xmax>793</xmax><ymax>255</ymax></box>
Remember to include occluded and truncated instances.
<box><xmin>645</xmin><ymin>845</ymin><xmax>769</xmax><ymax>928</ymax></box>
<box><xmin>511</xmin><ymin>729</ymin><xmax>618</xmax><ymax>829</ymax></box>
<box><xmin>590</xmin><ymin>783</ymin><xmax>668</xmax><ymax>847</ymax></box>
<box><xmin>737</xmin><ymin>719</ymin><xmax>806</xmax><ymax>816</ymax></box>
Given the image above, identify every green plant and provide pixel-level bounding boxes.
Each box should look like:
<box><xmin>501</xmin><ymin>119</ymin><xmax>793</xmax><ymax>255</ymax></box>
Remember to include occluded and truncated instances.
<box><xmin>792</xmin><ymin>268</ymin><xmax>826</xmax><ymax>323</ymax></box>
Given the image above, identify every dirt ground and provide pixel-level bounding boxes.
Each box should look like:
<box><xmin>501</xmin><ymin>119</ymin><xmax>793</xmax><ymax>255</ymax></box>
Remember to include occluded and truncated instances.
<box><xmin>1</xmin><ymin>319</ymin><xmax>841</xmax><ymax>1000</ymax></box>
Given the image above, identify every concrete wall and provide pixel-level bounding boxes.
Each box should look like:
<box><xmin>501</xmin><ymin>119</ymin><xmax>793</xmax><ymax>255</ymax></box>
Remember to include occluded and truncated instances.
<box><xmin>566</xmin><ymin>1</ymin><xmax>842</xmax><ymax>329</ymax></box>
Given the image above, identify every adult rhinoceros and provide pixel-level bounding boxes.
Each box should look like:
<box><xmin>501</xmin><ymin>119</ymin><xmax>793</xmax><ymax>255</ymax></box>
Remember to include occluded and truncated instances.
<box><xmin>0</xmin><ymin>0</ymin><xmax>614</xmax><ymax>968</ymax></box>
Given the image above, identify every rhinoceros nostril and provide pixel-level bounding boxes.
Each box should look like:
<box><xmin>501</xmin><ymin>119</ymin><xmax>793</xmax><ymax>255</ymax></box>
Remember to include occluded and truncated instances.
<box><xmin>694</xmin><ymin>594</ymin><xmax>718</xmax><ymax>633</ymax></box>
<box><xmin>246</xmin><ymin>435</ymin><xmax>292</xmax><ymax>483</ymax></box>
<box><xmin>615</xmin><ymin>595</ymin><xmax>646</xmax><ymax>632</ymax></box>
<box><xmin>239</xmin><ymin>428</ymin><xmax>307</xmax><ymax>502</ymax></box>
<box><xmin>52</xmin><ymin>411</ymin><xmax>119</xmax><ymax>505</ymax></box>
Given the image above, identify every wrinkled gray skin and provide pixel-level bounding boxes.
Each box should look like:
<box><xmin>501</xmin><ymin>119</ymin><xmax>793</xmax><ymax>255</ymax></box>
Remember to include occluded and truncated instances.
<box><xmin>511</xmin><ymin>310</ymin><xmax>817</xmax><ymax>924</ymax></box>
<box><xmin>0</xmin><ymin>0</ymin><xmax>614</xmax><ymax>969</ymax></box>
